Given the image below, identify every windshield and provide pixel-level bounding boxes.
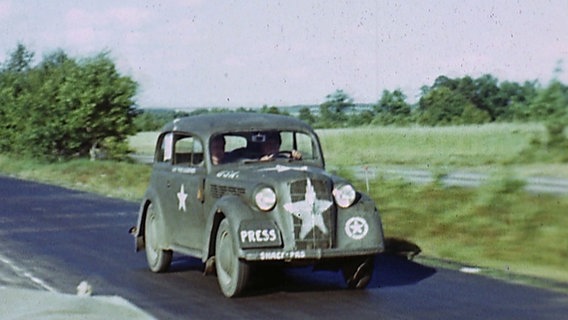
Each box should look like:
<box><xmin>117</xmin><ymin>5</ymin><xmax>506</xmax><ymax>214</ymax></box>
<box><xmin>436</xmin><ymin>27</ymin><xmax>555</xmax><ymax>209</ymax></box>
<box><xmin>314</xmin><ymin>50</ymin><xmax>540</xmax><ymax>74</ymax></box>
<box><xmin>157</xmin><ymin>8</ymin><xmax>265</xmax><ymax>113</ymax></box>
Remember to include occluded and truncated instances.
<box><xmin>210</xmin><ymin>130</ymin><xmax>319</xmax><ymax>165</ymax></box>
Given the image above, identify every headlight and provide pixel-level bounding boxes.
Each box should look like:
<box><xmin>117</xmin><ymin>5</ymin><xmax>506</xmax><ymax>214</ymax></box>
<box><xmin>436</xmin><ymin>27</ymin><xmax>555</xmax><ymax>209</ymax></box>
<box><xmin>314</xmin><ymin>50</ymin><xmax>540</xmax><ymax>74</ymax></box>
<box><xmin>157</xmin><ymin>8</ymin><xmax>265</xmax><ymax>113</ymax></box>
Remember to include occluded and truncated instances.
<box><xmin>254</xmin><ymin>187</ymin><xmax>277</xmax><ymax>211</ymax></box>
<box><xmin>333</xmin><ymin>184</ymin><xmax>356</xmax><ymax>208</ymax></box>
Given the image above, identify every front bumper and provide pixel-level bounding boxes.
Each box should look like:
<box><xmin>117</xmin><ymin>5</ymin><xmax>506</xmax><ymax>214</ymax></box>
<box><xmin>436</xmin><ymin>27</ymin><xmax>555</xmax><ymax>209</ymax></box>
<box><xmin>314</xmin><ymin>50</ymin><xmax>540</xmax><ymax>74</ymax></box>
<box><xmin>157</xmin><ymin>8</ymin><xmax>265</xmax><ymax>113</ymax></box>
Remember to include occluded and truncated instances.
<box><xmin>243</xmin><ymin>246</ymin><xmax>383</xmax><ymax>262</ymax></box>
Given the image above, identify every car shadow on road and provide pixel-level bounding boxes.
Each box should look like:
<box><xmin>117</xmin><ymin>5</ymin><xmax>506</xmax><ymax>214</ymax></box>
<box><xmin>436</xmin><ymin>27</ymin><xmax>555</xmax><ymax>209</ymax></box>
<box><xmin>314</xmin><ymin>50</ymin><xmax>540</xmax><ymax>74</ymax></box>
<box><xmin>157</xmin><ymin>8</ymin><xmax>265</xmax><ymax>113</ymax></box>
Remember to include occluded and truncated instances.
<box><xmin>168</xmin><ymin>254</ymin><xmax>205</xmax><ymax>273</ymax></box>
<box><xmin>160</xmin><ymin>238</ymin><xmax>436</xmax><ymax>296</ymax></box>
<box><xmin>244</xmin><ymin>253</ymin><xmax>436</xmax><ymax>296</ymax></box>
<box><xmin>371</xmin><ymin>237</ymin><xmax>437</xmax><ymax>288</ymax></box>
<box><xmin>371</xmin><ymin>253</ymin><xmax>436</xmax><ymax>288</ymax></box>
<box><xmin>244</xmin><ymin>238</ymin><xmax>436</xmax><ymax>296</ymax></box>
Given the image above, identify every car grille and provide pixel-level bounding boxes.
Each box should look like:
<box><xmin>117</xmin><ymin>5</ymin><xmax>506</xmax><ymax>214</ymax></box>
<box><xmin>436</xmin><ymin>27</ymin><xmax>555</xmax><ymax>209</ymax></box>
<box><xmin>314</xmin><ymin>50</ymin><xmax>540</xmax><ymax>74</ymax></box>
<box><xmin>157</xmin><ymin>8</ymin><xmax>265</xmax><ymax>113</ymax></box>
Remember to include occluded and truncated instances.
<box><xmin>289</xmin><ymin>179</ymin><xmax>334</xmax><ymax>250</ymax></box>
<box><xmin>210</xmin><ymin>184</ymin><xmax>246</xmax><ymax>199</ymax></box>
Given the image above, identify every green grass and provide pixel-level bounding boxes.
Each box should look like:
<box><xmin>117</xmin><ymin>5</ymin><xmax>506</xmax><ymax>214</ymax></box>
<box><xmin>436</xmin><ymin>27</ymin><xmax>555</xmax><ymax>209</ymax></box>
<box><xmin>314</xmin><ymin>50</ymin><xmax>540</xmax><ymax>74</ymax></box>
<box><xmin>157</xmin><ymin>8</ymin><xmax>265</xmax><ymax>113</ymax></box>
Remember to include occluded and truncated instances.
<box><xmin>0</xmin><ymin>156</ymin><xmax>150</xmax><ymax>201</ymax></box>
<box><xmin>317</xmin><ymin>122</ymin><xmax>546</xmax><ymax>167</ymax></box>
<box><xmin>354</xmin><ymin>176</ymin><xmax>568</xmax><ymax>283</ymax></box>
<box><xmin>129</xmin><ymin>123</ymin><xmax>566</xmax><ymax>177</ymax></box>
<box><xmin>318</xmin><ymin>123</ymin><xmax>568</xmax><ymax>179</ymax></box>
<box><xmin>3</xmin><ymin>122</ymin><xmax>568</xmax><ymax>288</ymax></box>
<box><xmin>128</xmin><ymin>131</ymin><xmax>159</xmax><ymax>155</ymax></box>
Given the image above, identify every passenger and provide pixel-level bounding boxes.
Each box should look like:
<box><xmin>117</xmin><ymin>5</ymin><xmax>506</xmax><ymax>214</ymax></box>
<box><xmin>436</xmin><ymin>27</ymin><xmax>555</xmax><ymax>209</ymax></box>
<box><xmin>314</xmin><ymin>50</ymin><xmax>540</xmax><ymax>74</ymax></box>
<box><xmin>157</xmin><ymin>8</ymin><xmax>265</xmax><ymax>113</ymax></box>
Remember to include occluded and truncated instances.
<box><xmin>210</xmin><ymin>135</ymin><xmax>226</xmax><ymax>165</ymax></box>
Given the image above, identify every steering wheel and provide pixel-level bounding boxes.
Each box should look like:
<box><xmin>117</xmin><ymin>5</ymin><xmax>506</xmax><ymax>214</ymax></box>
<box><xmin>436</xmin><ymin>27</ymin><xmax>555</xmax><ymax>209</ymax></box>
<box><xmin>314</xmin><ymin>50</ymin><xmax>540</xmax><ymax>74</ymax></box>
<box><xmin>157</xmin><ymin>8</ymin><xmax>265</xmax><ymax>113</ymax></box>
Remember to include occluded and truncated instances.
<box><xmin>275</xmin><ymin>151</ymin><xmax>293</xmax><ymax>158</ymax></box>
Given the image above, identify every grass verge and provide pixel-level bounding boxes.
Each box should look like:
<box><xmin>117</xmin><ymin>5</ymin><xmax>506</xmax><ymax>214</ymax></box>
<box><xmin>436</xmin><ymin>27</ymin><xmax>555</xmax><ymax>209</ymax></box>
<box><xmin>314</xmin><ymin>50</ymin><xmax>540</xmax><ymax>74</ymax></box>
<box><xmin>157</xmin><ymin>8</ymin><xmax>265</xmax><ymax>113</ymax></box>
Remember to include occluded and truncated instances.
<box><xmin>0</xmin><ymin>155</ymin><xmax>150</xmax><ymax>201</ymax></box>
<box><xmin>349</xmin><ymin>172</ymin><xmax>568</xmax><ymax>286</ymax></box>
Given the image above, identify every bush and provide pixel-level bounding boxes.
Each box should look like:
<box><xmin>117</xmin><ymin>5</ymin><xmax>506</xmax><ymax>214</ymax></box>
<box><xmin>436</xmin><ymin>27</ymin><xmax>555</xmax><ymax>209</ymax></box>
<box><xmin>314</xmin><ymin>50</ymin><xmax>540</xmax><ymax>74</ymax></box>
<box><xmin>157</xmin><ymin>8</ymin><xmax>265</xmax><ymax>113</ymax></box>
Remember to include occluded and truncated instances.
<box><xmin>0</xmin><ymin>45</ymin><xmax>137</xmax><ymax>161</ymax></box>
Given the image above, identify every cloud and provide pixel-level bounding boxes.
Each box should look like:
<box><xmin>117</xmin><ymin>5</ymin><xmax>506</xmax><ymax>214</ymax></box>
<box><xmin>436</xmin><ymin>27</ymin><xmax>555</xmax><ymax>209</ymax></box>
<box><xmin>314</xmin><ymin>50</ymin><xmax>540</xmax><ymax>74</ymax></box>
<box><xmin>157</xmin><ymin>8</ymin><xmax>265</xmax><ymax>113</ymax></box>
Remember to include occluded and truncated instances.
<box><xmin>62</xmin><ymin>6</ymin><xmax>153</xmax><ymax>52</ymax></box>
<box><xmin>2</xmin><ymin>0</ymin><xmax>567</xmax><ymax>108</ymax></box>
<box><xmin>108</xmin><ymin>7</ymin><xmax>150</xmax><ymax>28</ymax></box>
<box><xmin>0</xmin><ymin>1</ymin><xmax>11</xmax><ymax>19</ymax></box>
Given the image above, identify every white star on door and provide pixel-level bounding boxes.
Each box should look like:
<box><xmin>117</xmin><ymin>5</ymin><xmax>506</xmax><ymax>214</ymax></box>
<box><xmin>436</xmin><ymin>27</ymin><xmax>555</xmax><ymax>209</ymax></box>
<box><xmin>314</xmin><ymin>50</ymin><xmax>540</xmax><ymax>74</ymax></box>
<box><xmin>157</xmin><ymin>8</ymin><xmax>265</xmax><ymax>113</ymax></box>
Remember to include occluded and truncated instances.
<box><xmin>177</xmin><ymin>184</ymin><xmax>188</xmax><ymax>212</ymax></box>
<box><xmin>284</xmin><ymin>179</ymin><xmax>332</xmax><ymax>240</ymax></box>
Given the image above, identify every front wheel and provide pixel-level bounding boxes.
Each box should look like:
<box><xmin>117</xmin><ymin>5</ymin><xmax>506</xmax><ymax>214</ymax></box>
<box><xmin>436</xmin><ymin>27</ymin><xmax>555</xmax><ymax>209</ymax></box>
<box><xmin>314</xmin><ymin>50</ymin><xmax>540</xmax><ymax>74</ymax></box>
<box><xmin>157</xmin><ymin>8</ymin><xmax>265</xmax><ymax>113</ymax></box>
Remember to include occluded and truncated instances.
<box><xmin>342</xmin><ymin>256</ymin><xmax>375</xmax><ymax>289</ymax></box>
<box><xmin>215</xmin><ymin>219</ymin><xmax>250</xmax><ymax>297</ymax></box>
<box><xmin>144</xmin><ymin>203</ymin><xmax>172</xmax><ymax>273</ymax></box>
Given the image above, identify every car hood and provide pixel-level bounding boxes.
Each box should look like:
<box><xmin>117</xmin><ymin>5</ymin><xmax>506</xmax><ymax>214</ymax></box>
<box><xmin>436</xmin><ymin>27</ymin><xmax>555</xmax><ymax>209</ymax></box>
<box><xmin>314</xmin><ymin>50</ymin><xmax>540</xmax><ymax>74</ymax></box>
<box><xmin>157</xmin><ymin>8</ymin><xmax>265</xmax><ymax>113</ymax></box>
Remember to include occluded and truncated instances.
<box><xmin>208</xmin><ymin>163</ymin><xmax>346</xmax><ymax>220</ymax></box>
<box><xmin>212</xmin><ymin>163</ymin><xmax>337</xmax><ymax>187</ymax></box>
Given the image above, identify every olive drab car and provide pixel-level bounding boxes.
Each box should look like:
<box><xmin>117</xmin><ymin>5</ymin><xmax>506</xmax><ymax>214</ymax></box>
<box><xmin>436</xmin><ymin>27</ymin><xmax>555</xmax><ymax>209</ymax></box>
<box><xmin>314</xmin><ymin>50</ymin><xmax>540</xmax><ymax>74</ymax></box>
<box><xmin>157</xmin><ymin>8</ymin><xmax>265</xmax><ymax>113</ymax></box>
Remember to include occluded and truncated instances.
<box><xmin>132</xmin><ymin>113</ymin><xmax>385</xmax><ymax>297</ymax></box>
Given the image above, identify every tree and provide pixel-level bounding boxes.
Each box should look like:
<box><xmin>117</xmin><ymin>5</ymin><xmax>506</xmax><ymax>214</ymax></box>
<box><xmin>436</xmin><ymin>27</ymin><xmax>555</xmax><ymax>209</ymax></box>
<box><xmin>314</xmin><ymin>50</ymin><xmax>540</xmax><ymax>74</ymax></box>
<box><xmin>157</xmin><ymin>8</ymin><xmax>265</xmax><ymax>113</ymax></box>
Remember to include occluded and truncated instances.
<box><xmin>431</xmin><ymin>75</ymin><xmax>459</xmax><ymax>91</ymax></box>
<box><xmin>418</xmin><ymin>74</ymin><xmax>520</xmax><ymax>125</ymax></box>
<box><xmin>348</xmin><ymin>109</ymin><xmax>374</xmax><ymax>126</ymax></box>
<box><xmin>472</xmin><ymin>74</ymin><xmax>503</xmax><ymax>121</ymax></box>
<box><xmin>298</xmin><ymin>107</ymin><xmax>316</xmax><ymax>125</ymax></box>
<box><xmin>58</xmin><ymin>52</ymin><xmax>138</xmax><ymax>159</ymax></box>
<box><xmin>318</xmin><ymin>89</ymin><xmax>353</xmax><ymax>127</ymax></box>
<box><xmin>529</xmin><ymin>80</ymin><xmax>568</xmax><ymax>148</ymax></box>
<box><xmin>1</xmin><ymin>43</ymin><xmax>34</xmax><ymax>73</ymax></box>
<box><xmin>417</xmin><ymin>86</ymin><xmax>489</xmax><ymax>125</ymax></box>
<box><xmin>528</xmin><ymin>80</ymin><xmax>568</xmax><ymax>120</ymax></box>
<box><xmin>373</xmin><ymin>89</ymin><xmax>411</xmax><ymax>125</ymax></box>
<box><xmin>0</xmin><ymin>44</ymin><xmax>38</xmax><ymax>152</ymax></box>
<box><xmin>0</xmin><ymin>46</ymin><xmax>138</xmax><ymax>160</ymax></box>
<box><xmin>260</xmin><ymin>105</ymin><xmax>288</xmax><ymax>115</ymax></box>
<box><xmin>502</xmin><ymin>80</ymin><xmax>539</xmax><ymax>121</ymax></box>
<box><xmin>323</xmin><ymin>89</ymin><xmax>354</xmax><ymax>114</ymax></box>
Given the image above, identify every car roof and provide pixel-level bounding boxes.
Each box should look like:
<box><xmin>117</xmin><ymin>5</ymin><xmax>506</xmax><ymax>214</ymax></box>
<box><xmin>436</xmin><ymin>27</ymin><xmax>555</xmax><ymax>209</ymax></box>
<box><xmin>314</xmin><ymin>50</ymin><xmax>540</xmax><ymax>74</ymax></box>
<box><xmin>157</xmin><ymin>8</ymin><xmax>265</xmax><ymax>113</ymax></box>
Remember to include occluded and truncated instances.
<box><xmin>161</xmin><ymin>112</ymin><xmax>315</xmax><ymax>137</ymax></box>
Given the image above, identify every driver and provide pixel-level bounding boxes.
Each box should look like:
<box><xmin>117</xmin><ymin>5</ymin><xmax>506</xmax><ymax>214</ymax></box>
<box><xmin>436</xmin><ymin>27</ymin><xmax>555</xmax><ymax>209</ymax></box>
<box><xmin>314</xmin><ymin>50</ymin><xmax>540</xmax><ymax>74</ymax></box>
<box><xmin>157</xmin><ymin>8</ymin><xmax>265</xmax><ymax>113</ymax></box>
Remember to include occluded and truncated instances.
<box><xmin>259</xmin><ymin>132</ymin><xmax>302</xmax><ymax>161</ymax></box>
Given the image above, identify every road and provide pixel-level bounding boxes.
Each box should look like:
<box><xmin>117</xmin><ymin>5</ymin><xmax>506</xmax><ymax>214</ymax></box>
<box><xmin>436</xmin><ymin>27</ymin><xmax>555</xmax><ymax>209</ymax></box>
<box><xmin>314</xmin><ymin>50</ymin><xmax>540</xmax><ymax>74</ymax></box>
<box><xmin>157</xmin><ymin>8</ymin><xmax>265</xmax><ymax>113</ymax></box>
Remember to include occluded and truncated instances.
<box><xmin>1</xmin><ymin>175</ymin><xmax>567</xmax><ymax>319</ymax></box>
<box><xmin>352</xmin><ymin>166</ymin><xmax>568</xmax><ymax>194</ymax></box>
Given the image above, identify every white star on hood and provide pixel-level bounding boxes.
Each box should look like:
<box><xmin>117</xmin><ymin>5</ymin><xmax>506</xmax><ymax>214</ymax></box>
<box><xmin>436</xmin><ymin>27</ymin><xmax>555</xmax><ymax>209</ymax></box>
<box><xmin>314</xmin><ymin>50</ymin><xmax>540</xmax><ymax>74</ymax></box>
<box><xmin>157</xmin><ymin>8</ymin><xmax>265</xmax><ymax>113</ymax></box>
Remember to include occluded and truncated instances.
<box><xmin>177</xmin><ymin>184</ymin><xmax>188</xmax><ymax>211</ymax></box>
<box><xmin>284</xmin><ymin>179</ymin><xmax>332</xmax><ymax>240</ymax></box>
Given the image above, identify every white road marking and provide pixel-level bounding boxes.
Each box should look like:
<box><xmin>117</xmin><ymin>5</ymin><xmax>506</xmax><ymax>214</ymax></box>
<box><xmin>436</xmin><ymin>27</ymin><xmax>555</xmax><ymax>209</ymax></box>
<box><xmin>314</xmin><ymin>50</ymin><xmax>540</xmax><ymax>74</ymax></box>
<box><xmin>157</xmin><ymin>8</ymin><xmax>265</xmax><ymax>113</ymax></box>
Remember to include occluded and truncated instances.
<box><xmin>460</xmin><ymin>267</ymin><xmax>481</xmax><ymax>274</ymax></box>
<box><xmin>0</xmin><ymin>253</ymin><xmax>59</xmax><ymax>293</ymax></box>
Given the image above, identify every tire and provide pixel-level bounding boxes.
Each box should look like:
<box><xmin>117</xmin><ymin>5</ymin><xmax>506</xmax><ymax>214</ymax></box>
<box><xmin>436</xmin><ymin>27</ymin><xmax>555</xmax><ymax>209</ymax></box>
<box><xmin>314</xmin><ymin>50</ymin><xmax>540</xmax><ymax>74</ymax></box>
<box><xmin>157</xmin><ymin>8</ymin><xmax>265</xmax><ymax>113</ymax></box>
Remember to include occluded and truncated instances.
<box><xmin>342</xmin><ymin>256</ymin><xmax>374</xmax><ymax>289</ymax></box>
<box><xmin>215</xmin><ymin>219</ymin><xmax>250</xmax><ymax>297</ymax></box>
<box><xmin>144</xmin><ymin>203</ymin><xmax>172</xmax><ymax>273</ymax></box>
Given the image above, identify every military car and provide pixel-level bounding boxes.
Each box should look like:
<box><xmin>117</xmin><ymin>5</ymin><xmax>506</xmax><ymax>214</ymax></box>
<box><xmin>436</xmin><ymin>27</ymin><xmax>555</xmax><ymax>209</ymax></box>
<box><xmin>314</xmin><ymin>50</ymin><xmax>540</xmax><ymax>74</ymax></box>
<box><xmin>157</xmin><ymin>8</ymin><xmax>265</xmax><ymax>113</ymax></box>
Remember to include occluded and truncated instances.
<box><xmin>132</xmin><ymin>113</ymin><xmax>385</xmax><ymax>297</ymax></box>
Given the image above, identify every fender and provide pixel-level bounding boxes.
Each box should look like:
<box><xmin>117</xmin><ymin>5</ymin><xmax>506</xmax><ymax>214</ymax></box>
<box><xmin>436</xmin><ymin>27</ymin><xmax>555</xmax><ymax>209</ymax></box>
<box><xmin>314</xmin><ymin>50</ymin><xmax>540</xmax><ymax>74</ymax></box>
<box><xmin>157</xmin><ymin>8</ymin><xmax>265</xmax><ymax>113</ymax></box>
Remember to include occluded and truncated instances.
<box><xmin>201</xmin><ymin>195</ymin><xmax>257</xmax><ymax>261</ymax></box>
<box><xmin>134</xmin><ymin>186</ymin><xmax>171</xmax><ymax>252</ymax></box>
<box><xmin>355</xmin><ymin>192</ymin><xmax>380</xmax><ymax>213</ymax></box>
<box><xmin>337</xmin><ymin>192</ymin><xmax>385</xmax><ymax>252</ymax></box>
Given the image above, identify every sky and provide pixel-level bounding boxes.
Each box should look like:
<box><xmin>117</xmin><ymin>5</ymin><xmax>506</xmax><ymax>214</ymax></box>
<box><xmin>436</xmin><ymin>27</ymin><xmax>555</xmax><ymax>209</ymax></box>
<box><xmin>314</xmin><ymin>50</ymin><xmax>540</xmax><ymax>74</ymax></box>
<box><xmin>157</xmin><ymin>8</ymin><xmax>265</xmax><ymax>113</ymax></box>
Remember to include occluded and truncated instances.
<box><xmin>1</xmin><ymin>0</ymin><xmax>567</xmax><ymax>109</ymax></box>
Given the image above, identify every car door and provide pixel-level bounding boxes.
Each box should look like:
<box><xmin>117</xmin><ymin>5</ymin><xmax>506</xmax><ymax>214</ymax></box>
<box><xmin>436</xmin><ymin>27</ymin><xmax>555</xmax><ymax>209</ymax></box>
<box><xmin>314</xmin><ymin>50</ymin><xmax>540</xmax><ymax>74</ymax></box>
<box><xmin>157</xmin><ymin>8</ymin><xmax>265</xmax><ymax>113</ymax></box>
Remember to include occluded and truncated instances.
<box><xmin>169</xmin><ymin>133</ymin><xmax>206</xmax><ymax>252</ymax></box>
<box><xmin>152</xmin><ymin>132</ymin><xmax>178</xmax><ymax>237</ymax></box>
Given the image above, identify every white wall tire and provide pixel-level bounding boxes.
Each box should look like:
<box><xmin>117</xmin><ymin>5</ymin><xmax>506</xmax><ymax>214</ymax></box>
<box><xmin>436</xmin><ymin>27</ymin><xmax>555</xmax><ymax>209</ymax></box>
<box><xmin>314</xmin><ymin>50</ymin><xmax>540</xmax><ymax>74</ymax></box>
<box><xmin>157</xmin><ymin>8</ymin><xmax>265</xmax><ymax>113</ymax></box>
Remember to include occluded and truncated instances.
<box><xmin>144</xmin><ymin>203</ymin><xmax>172</xmax><ymax>273</ymax></box>
<box><xmin>215</xmin><ymin>219</ymin><xmax>250</xmax><ymax>297</ymax></box>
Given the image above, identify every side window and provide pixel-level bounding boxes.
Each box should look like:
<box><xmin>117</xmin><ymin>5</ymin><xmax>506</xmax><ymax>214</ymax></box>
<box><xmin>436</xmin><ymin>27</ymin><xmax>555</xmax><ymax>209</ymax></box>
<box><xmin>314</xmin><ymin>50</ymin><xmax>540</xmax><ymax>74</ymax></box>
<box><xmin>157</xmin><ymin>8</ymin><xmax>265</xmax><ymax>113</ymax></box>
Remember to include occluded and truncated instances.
<box><xmin>280</xmin><ymin>131</ymin><xmax>315</xmax><ymax>160</ymax></box>
<box><xmin>174</xmin><ymin>134</ymin><xmax>203</xmax><ymax>166</ymax></box>
<box><xmin>156</xmin><ymin>133</ymin><xmax>173</xmax><ymax>163</ymax></box>
<box><xmin>295</xmin><ymin>132</ymin><xmax>315</xmax><ymax>160</ymax></box>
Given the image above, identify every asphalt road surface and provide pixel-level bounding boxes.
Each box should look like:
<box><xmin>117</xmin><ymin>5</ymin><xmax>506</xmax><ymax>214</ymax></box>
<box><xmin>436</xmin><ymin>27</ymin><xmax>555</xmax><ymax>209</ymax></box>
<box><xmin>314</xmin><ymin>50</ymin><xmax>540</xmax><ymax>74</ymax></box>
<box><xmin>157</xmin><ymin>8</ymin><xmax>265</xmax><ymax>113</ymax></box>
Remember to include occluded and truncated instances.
<box><xmin>1</xmin><ymin>175</ymin><xmax>567</xmax><ymax>319</ymax></box>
